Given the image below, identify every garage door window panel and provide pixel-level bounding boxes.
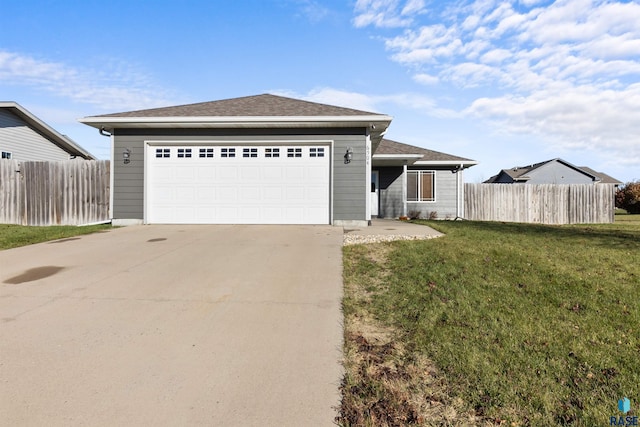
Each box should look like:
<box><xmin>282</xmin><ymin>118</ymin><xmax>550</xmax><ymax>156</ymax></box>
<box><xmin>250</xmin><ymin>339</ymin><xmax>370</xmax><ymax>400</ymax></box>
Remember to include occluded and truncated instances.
<box><xmin>310</xmin><ymin>147</ymin><xmax>325</xmax><ymax>158</ymax></box>
<box><xmin>287</xmin><ymin>148</ymin><xmax>302</xmax><ymax>158</ymax></box>
<box><xmin>199</xmin><ymin>148</ymin><xmax>214</xmax><ymax>158</ymax></box>
<box><xmin>156</xmin><ymin>148</ymin><xmax>170</xmax><ymax>158</ymax></box>
<box><xmin>221</xmin><ymin>148</ymin><xmax>236</xmax><ymax>158</ymax></box>
<box><xmin>265</xmin><ymin>148</ymin><xmax>280</xmax><ymax>158</ymax></box>
<box><xmin>177</xmin><ymin>148</ymin><xmax>192</xmax><ymax>158</ymax></box>
<box><xmin>243</xmin><ymin>148</ymin><xmax>258</xmax><ymax>158</ymax></box>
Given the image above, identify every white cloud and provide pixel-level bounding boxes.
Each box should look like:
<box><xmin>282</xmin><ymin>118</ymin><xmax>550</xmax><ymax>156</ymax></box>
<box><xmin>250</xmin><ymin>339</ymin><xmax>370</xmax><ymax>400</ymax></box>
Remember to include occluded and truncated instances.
<box><xmin>0</xmin><ymin>50</ymin><xmax>175</xmax><ymax>111</ymax></box>
<box><xmin>413</xmin><ymin>73</ymin><xmax>439</xmax><ymax>85</ymax></box>
<box><xmin>352</xmin><ymin>0</ymin><xmax>640</xmax><ymax>169</ymax></box>
<box><xmin>291</xmin><ymin>0</ymin><xmax>331</xmax><ymax>22</ymax></box>
<box><xmin>353</xmin><ymin>0</ymin><xmax>426</xmax><ymax>28</ymax></box>
<box><xmin>273</xmin><ymin>87</ymin><xmax>458</xmax><ymax>118</ymax></box>
<box><xmin>401</xmin><ymin>0</ymin><xmax>426</xmax><ymax>15</ymax></box>
<box><xmin>465</xmin><ymin>83</ymin><xmax>640</xmax><ymax>166</ymax></box>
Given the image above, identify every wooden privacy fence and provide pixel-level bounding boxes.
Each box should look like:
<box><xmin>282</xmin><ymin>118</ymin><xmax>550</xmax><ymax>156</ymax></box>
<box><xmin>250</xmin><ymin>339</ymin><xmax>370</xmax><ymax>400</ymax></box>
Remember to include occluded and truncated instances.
<box><xmin>0</xmin><ymin>160</ymin><xmax>110</xmax><ymax>226</ymax></box>
<box><xmin>464</xmin><ymin>184</ymin><xmax>616</xmax><ymax>224</ymax></box>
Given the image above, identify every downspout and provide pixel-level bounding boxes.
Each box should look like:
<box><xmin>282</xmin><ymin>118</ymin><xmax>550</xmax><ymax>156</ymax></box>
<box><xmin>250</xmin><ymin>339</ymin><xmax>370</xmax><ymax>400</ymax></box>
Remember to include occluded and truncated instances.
<box><xmin>98</xmin><ymin>127</ymin><xmax>113</xmax><ymax>221</ymax></box>
<box><xmin>402</xmin><ymin>161</ymin><xmax>407</xmax><ymax>218</ymax></box>
<box><xmin>456</xmin><ymin>163</ymin><xmax>464</xmax><ymax>219</ymax></box>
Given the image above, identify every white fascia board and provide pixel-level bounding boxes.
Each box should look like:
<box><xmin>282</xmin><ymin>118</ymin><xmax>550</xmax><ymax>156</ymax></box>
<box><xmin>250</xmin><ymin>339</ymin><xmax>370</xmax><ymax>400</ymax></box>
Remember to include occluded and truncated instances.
<box><xmin>79</xmin><ymin>115</ymin><xmax>393</xmax><ymax>130</ymax></box>
<box><xmin>373</xmin><ymin>154</ymin><xmax>423</xmax><ymax>160</ymax></box>
<box><xmin>413</xmin><ymin>160</ymin><xmax>478</xmax><ymax>167</ymax></box>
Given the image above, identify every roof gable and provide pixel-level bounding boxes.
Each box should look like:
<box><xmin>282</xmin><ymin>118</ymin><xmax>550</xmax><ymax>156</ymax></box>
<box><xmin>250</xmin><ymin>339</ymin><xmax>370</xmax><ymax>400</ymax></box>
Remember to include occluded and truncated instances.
<box><xmin>93</xmin><ymin>94</ymin><xmax>384</xmax><ymax>118</ymax></box>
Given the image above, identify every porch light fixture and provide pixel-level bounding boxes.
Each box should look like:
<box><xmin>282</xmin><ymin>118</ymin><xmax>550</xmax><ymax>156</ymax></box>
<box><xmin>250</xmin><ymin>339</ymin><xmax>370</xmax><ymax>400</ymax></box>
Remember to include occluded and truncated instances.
<box><xmin>123</xmin><ymin>148</ymin><xmax>131</xmax><ymax>164</ymax></box>
<box><xmin>344</xmin><ymin>147</ymin><xmax>353</xmax><ymax>164</ymax></box>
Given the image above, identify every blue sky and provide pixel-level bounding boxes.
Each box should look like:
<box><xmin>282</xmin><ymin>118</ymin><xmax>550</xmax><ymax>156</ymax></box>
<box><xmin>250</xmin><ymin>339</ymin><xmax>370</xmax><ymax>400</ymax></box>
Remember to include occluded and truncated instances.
<box><xmin>1</xmin><ymin>0</ymin><xmax>639</xmax><ymax>183</ymax></box>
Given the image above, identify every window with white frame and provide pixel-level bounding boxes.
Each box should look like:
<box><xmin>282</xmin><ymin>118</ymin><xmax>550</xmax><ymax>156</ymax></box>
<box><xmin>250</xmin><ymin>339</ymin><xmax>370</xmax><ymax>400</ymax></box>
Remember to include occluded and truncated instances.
<box><xmin>1</xmin><ymin>151</ymin><xmax>12</xmax><ymax>159</ymax></box>
<box><xmin>407</xmin><ymin>170</ymin><xmax>435</xmax><ymax>202</ymax></box>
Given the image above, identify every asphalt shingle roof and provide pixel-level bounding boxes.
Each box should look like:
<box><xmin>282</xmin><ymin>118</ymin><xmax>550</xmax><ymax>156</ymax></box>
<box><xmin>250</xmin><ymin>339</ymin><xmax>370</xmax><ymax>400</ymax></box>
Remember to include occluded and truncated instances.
<box><xmin>375</xmin><ymin>138</ymin><xmax>474</xmax><ymax>162</ymax></box>
<box><xmin>95</xmin><ymin>94</ymin><xmax>385</xmax><ymax>118</ymax></box>
<box><xmin>578</xmin><ymin>166</ymin><xmax>623</xmax><ymax>185</ymax></box>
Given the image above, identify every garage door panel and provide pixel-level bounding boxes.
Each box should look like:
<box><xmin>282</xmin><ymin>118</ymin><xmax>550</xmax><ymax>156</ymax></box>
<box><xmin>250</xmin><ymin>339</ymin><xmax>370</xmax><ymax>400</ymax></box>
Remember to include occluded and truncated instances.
<box><xmin>216</xmin><ymin>186</ymin><xmax>238</xmax><ymax>202</ymax></box>
<box><xmin>262</xmin><ymin>167</ymin><xmax>284</xmax><ymax>180</ymax></box>
<box><xmin>263</xmin><ymin>186</ymin><xmax>283</xmax><ymax>200</ymax></box>
<box><xmin>216</xmin><ymin>166</ymin><xmax>238</xmax><ymax>181</ymax></box>
<box><xmin>175</xmin><ymin>167</ymin><xmax>195</xmax><ymax>180</ymax></box>
<box><xmin>240</xmin><ymin>187</ymin><xmax>260</xmax><ymax>200</ymax></box>
<box><xmin>284</xmin><ymin>167</ymin><xmax>305</xmax><ymax>180</ymax></box>
<box><xmin>197</xmin><ymin>167</ymin><xmax>216</xmax><ymax>180</ymax></box>
<box><xmin>147</xmin><ymin>144</ymin><xmax>330</xmax><ymax>224</ymax></box>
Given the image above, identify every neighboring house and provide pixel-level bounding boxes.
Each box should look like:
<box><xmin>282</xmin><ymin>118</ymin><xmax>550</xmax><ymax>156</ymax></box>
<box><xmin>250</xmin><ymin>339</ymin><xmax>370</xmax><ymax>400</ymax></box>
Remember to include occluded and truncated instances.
<box><xmin>79</xmin><ymin>94</ymin><xmax>476</xmax><ymax>226</ymax></box>
<box><xmin>484</xmin><ymin>158</ymin><xmax>622</xmax><ymax>186</ymax></box>
<box><xmin>0</xmin><ymin>102</ymin><xmax>95</xmax><ymax>161</ymax></box>
<box><xmin>373</xmin><ymin>138</ymin><xmax>477</xmax><ymax>219</ymax></box>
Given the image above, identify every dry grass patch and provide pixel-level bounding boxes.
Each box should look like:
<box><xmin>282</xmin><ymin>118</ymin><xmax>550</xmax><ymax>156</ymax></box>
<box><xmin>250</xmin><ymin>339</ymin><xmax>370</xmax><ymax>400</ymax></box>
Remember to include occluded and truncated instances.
<box><xmin>338</xmin><ymin>242</ymin><xmax>479</xmax><ymax>426</ymax></box>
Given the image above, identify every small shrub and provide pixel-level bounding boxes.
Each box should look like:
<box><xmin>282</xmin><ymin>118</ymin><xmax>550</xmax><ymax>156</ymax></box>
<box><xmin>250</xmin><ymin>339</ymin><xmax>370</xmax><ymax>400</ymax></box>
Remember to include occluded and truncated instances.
<box><xmin>428</xmin><ymin>211</ymin><xmax>438</xmax><ymax>220</ymax></box>
<box><xmin>408</xmin><ymin>210</ymin><xmax>422</xmax><ymax>220</ymax></box>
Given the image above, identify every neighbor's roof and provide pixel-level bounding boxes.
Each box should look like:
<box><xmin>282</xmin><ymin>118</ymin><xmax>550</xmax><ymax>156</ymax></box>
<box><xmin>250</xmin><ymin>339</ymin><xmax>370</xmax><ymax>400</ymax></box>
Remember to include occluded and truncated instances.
<box><xmin>0</xmin><ymin>102</ymin><xmax>95</xmax><ymax>160</ymax></box>
<box><xmin>79</xmin><ymin>94</ymin><xmax>393</xmax><ymax>142</ymax></box>
<box><xmin>578</xmin><ymin>166</ymin><xmax>623</xmax><ymax>185</ymax></box>
<box><xmin>484</xmin><ymin>158</ymin><xmax>622</xmax><ymax>184</ymax></box>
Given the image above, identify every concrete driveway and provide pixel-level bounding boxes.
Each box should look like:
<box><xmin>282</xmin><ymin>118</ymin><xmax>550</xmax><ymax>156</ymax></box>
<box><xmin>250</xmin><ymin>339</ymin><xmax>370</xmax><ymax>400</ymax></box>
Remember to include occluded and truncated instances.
<box><xmin>0</xmin><ymin>225</ymin><xmax>344</xmax><ymax>426</ymax></box>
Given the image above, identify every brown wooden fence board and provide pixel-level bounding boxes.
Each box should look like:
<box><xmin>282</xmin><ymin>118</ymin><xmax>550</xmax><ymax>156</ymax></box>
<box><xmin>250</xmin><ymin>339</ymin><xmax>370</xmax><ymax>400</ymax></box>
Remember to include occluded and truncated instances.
<box><xmin>464</xmin><ymin>183</ymin><xmax>616</xmax><ymax>224</ymax></box>
<box><xmin>0</xmin><ymin>160</ymin><xmax>110</xmax><ymax>226</ymax></box>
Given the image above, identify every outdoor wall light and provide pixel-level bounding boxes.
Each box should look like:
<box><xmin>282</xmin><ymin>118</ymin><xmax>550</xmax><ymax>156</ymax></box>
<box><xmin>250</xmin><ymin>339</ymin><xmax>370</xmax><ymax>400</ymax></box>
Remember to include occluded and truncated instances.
<box><xmin>123</xmin><ymin>149</ymin><xmax>131</xmax><ymax>164</ymax></box>
<box><xmin>344</xmin><ymin>147</ymin><xmax>353</xmax><ymax>164</ymax></box>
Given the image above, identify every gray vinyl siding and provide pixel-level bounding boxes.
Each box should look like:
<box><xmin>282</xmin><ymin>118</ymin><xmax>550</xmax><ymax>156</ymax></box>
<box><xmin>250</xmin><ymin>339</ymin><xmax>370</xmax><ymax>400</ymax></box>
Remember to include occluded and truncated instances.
<box><xmin>377</xmin><ymin>166</ymin><xmax>461</xmax><ymax>219</ymax></box>
<box><xmin>0</xmin><ymin>110</ymin><xmax>71</xmax><ymax>161</ymax></box>
<box><xmin>111</xmin><ymin>128</ymin><xmax>367</xmax><ymax>222</ymax></box>
<box><xmin>527</xmin><ymin>161</ymin><xmax>593</xmax><ymax>184</ymax></box>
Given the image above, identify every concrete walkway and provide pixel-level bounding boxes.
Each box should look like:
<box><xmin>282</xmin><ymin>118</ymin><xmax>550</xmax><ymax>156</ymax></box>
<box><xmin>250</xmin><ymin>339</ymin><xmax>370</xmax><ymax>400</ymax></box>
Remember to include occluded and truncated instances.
<box><xmin>0</xmin><ymin>225</ymin><xmax>343</xmax><ymax>426</ymax></box>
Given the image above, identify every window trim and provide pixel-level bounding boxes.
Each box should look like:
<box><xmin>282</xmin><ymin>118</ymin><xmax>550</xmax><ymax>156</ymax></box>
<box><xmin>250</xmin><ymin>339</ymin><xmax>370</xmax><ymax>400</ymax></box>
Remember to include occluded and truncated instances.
<box><xmin>1</xmin><ymin>151</ymin><xmax>12</xmax><ymax>159</ymax></box>
<box><xmin>406</xmin><ymin>170</ymin><xmax>436</xmax><ymax>202</ymax></box>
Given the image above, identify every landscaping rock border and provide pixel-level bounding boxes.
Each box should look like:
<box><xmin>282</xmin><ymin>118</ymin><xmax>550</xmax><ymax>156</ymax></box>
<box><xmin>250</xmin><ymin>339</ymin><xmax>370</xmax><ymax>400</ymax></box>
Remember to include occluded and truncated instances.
<box><xmin>343</xmin><ymin>234</ymin><xmax>442</xmax><ymax>246</ymax></box>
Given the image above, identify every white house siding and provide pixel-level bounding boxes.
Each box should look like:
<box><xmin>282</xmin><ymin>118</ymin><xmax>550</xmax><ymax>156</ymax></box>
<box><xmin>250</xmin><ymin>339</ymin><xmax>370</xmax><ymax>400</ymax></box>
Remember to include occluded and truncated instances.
<box><xmin>377</xmin><ymin>167</ymin><xmax>460</xmax><ymax>219</ymax></box>
<box><xmin>0</xmin><ymin>110</ymin><xmax>71</xmax><ymax>161</ymax></box>
<box><xmin>111</xmin><ymin>128</ymin><xmax>368</xmax><ymax>224</ymax></box>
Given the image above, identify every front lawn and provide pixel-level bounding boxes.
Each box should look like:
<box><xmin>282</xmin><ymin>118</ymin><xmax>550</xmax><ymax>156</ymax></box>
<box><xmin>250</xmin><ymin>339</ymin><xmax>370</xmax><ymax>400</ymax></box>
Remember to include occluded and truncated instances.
<box><xmin>339</xmin><ymin>216</ymin><xmax>640</xmax><ymax>425</ymax></box>
<box><xmin>0</xmin><ymin>224</ymin><xmax>113</xmax><ymax>250</ymax></box>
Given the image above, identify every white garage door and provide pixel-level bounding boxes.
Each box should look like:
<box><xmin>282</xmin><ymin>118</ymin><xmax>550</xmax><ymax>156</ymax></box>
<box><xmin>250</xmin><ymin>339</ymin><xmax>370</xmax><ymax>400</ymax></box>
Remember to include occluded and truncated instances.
<box><xmin>146</xmin><ymin>144</ymin><xmax>330</xmax><ymax>224</ymax></box>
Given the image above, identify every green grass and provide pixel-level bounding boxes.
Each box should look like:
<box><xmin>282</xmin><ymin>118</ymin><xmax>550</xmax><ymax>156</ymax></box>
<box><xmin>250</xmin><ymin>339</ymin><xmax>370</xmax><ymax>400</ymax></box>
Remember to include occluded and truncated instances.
<box><xmin>342</xmin><ymin>215</ymin><xmax>640</xmax><ymax>425</ymax></box>
<box><xmin>0</xmin><ymin>223</ymin><xmax>113</xmax><ymax>250</ymax></box>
